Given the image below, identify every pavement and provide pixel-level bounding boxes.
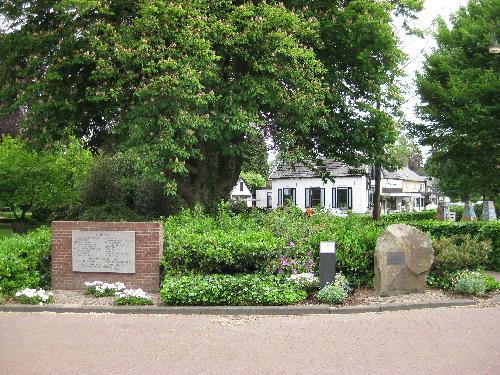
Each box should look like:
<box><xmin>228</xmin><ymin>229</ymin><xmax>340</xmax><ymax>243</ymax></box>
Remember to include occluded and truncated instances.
<box><xmin>1</xmin><ymin>305</ymin><xmax>499</xmax><ymax>374</ymax></box>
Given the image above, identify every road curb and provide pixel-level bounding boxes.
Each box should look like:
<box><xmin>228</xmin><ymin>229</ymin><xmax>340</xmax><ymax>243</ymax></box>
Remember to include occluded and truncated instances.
<box><xmin>0</xmin><ymin>299</ymin><xmax>476</xmax><ymax>315</ymax></box>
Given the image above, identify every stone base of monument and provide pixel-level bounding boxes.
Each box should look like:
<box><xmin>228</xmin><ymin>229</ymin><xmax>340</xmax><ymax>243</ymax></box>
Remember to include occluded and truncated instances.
<box><xmin>374</xmin><ymin>224</ymin><xmax>434</xmax><ymax>297</ymax></box>
<box><xmin>436</xmin><ymin>203</ymin><xmax>449</xmax><ymax>221</ymax></box>
<box><xmin>481</xmin><ymin>201</ymin><xmax>497</xmax><ymax>221</ymax></box>
<box><xmin>461</xmin><ymin>201</ymin><xmax>477</xmax><ymax>221</ymax></box>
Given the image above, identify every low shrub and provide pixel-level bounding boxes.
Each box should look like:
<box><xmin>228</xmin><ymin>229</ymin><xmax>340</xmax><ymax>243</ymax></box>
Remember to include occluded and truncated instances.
<box><xmin>317</xmin><ymin>284</ymin><xmax>348</xmax><ymax>305</ymax></box>
<box><xmin>452</xmin><ymin>271</ymin><xmax>486</xmax><ymax>296</ymax></box>
<box><xmin>316</xmin><ymin>272</ymin><xmax>351</xmax><ymax>305</ymax></box>
<box><xmin>84</xmin><ymin>281</ymin><xmax>126</xmax><ymax>297</ymax></box>
<box><xmin>432</xmin><ymin>234</ymin><xmax>492</xmax><ymax>274</ymax></box>
<box><xmin>114</xmin><ymin>289</ymin><xmax>154</xmax><ymax>305</ymax></box>
<box><xmin>483</xmin><ymin>274</ymin><xmax>500</xmax><ymax>291</ymax></box>
<box><xmin>0</xmin><ymin>227</ymin><xmax>51</xmax><ymax>296</ymax></box>
<box><xmin>408</xmin><ymin>220</ymin><xmax>499</xmax><ymax>271</ymax></box>
<box><xmin>0</xmin><ymin>293</ymin><xmax>4</xmax><ymax>304</ymax></box>
<box><xmin>160</xmin><ymin>274</ymin><xmax>307</xmax><ymax>306</ymax></box>
<box><xmin>15</xmin><ymin>288</ymin><xmax>54</xmax><ymax>305</ymax></box>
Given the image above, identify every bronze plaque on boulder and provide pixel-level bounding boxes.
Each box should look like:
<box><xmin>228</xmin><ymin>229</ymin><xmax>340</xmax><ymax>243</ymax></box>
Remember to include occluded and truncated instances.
<box><xmin>387</xmin><ymin>252</ymin><xmax>405</xmax><ymax>265</ymax></box>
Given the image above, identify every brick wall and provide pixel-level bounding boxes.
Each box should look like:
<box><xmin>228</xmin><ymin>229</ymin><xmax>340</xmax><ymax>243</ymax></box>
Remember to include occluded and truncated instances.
<box><xmin>51</xmin><ymin>221</ymin><xmax>163</xmax><ymax>291</ymax></box>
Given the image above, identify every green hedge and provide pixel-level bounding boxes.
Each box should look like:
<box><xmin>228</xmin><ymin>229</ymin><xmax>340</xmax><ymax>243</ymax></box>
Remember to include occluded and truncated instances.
<box><xmin>0</xmin><ymin>227</ymin><xmax>51</xmax><ymax>296</ymax></box>
<box><xmin>379</xmin><ymin>210</ymin><xmax>437</xmax><ymax>223</ymax></box>
<box><xmin>162</xmin><ymin>208</ymin><xmax>283</xmax><ymax>274</ymax></box>
<box><xmin>160</xmin><ymin>274</ymin><xmax>307</xmax><ymax>305</ymax></box>
<box><xmin>162</xmin><ymin>207</ymin><xmax>383</xmax><ymax>286</ymax></box>
<box><xmin>406</xmin><ymin>220</ymin><xmax>500</xmax><ymax>271</ymax></box>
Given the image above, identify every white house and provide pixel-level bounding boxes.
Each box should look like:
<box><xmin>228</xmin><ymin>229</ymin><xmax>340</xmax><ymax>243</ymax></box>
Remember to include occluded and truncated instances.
<box><xmin>373</xmin><ymin>166</ymin><xmax>428</xmax><ymax>213</ymax></box>
<box><xmin>269</xmin><ymin>161</ymin><xmax>371</xmax><ymax>213</ymax></box>
<box><xmin>230</xmin><ymin>178</ymin><xmax>253</xmax><ymax>207</ymax></box>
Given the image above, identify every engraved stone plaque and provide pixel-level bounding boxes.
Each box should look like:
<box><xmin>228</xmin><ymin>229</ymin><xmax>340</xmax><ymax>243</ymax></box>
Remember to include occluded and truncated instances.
<box><xmin>387</xmin><ymin>251</ymin><xmax>405</xmax><ymax>265</ymax></box>
<box><xmin>72</xmin><ymin>231</ymin><xmax>135</xmax><ymax>273</ymax></box>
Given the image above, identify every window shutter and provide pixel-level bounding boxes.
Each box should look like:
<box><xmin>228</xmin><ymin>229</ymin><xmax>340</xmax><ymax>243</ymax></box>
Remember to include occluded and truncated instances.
<box><xmin>305</xmin><ymin>189</ymin><xmax>310</xmax><ymax>208</ymax></box>
<box><xmin>292</xmin><ymin>188</ymin><xmax>296</xmax><ymax>205</ymax></box>
<box><xmin>278</xmin><ymin>189</ymin><xmax>282</xmax><ymax>206</ymax></box>
<box><xmin>332</xmin><ymin>188</ymin><xmax>337</xmax><ymax>208</ymax></box>
<box><xmin>320</xmin><ymin>188</ymin><xmax>325</xmax><ymax>208</ymax></box>
<box><xmin>348</xmin><ymin>187</ymin><xmax>353</xmax><ymax>209</ymax></box>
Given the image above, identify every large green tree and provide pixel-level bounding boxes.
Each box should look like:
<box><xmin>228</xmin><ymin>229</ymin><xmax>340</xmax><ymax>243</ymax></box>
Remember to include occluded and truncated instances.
<box><xmin>414</xmin><ymin>0</ymin><xmax>499</xmax><ymax>200</ymax></box>
<box><xmin>0</xmin><ymin>0</ymin><xmax>422</xmax><ymax>206</ymax></box>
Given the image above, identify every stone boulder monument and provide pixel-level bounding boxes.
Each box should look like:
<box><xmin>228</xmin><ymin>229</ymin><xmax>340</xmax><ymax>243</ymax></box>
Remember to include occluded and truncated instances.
<box><xmin>374</xmin><ymin>224</ymin><xmax>433</xmax><ymax>296</ymax></box>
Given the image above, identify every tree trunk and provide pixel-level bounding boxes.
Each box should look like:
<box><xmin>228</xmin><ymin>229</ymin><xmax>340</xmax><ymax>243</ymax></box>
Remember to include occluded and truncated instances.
<box><xmin>373</xmin><ymin>163</ymin><xmax>382</xmax><ymax>221</ymax></box>
<box><xmin>175</xmin><ymin>144</ymin><xmax>242</xmax><ymax>209</ymax></box>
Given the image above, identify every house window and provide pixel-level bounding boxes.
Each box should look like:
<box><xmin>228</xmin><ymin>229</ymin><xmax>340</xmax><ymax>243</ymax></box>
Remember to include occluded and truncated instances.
<box><xmin>240</xmin><ymin>181</ymin><xmax>244</xmax><ymax>191</ymax></box>
<box><xmin>267</xmin><ymin>192</ymin><xmax>272</xmax><ymax>208</ymax></box>
<box><xmin>283</xmin><ymin>188</ymin><xmax>296</xmax><ymax>206</ymax></box>
<box><xmin>334</xmin><ymin>187</ymin><xmax>352</xmax><ymax>210</ymax></box>
<box><xmin>305</xmin><ymin>188</ymin><xmax>325</xmax><ymax>208</ymax></box>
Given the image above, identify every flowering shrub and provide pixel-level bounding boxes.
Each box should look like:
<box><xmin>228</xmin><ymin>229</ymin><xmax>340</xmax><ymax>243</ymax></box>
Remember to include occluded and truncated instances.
<box><xmin>288</xmin><ymin>273</ymin><xmax>319</xmax><ymax>291</ymax></box>
<box><xmin>114</xmin><ymin>289</ymin><xmax>154</xmax><ymax>305</ymax></box>
<box><xmin>452</xmin><ymin>270</ymin><xmax>486</xmax><ymax>296</ymax></box>
<box><xmin>85</xmin><ymin>281</ymin><xmax>126</xmax><ymax>297</ymax></box>
<box><xmin>271</xmin><ymin>243</ymin><xmax>316</xmax><ymax>276</ymax></box>
<box><xmin>15</xmin><ymin>288</ymin><xmax>54</xmax><ymax>305</ymax></box>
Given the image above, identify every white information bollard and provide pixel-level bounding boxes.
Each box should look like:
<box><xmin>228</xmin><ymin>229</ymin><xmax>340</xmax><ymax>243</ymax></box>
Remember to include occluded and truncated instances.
<box><xmin>320</xmin><ymin>242</ymin><xmax>336</xmax><ymax>287</ymax></box>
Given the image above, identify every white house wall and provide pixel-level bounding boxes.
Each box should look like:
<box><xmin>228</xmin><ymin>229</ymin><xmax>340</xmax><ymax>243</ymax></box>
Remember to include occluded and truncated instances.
<box><xmin>271</xmin><ymin>176</ymin><xmax>369</xmax><ymax>213</ymax></box>
<box><xmin>255</xmin><ymin>189</ymin><xmax>271</xmax><ymax>208</ymax></box>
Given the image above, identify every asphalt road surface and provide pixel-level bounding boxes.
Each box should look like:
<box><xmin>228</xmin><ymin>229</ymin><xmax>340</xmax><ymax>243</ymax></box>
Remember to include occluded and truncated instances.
<box><xmin>1</xmin><ymin>306</ymin><xmax>499</xmax><ymax>374</ymax></box>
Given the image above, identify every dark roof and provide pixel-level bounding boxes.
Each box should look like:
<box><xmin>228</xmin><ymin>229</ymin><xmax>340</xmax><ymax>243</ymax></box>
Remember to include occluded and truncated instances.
<box><xmin>382</xmin><ymin>166</ymin><xmax>426</xmax><ymax>182</ymax></box>
<box><xmin>269</xmin><ymin>160</ymin><xmax>365</xmax><ymax>179</ymax></box>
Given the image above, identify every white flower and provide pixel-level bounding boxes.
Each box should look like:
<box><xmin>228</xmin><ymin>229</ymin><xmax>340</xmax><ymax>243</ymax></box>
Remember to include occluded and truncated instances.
<box><xmin>115</xmin><ymin>288</ymin><xmax>152</xmax><ymax>300</ymax></box>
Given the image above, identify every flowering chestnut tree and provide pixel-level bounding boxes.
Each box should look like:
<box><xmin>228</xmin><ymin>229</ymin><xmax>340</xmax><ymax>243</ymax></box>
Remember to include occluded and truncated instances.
<box><xmin>0</xmin><ymin>0</ymin><xmax>422</xmax><ymax>206</ymax></box>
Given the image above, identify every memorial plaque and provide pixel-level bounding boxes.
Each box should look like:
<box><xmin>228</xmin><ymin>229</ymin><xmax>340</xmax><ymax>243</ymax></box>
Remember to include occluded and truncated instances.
<box><xmin>387</xmin><ymin>251</ymin><xmax>405</xmax><ymax>265</ymax></box>
<box><xmin>72</xmin><ymin>231</ymin><xmax>135</xmax><ymax>273</ymax></box>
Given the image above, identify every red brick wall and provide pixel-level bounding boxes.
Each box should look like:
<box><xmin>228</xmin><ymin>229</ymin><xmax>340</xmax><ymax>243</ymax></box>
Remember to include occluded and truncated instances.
<box><xmin>51</xmin><ymin>221</ymin><xmax>163</xmax><ymax>291</ymax></box>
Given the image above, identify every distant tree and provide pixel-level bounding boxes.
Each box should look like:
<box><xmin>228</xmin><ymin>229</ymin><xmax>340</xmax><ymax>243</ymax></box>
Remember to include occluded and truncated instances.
<box><xmin>240</xmin><ymin>172</ymin><xmax>267</xmax><ymax>194</ymax></box>
<box><xmin>414</xmin><ymin>0</ymin><xmax>499</xmax><ymax>200</ymax></box>
<box><xmin>0</xmin><ymin>137</ymin><xmax>92</xmax><ymax>221</ymax></box>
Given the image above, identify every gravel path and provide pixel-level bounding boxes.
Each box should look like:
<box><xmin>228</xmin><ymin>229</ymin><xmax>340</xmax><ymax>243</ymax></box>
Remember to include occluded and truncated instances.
<box><xmin>43</xmin><ymin>288</ymin><xmax>499</xmax><ymax>307</ymax></box>
<box><xmin>50</xmin><ymin>290</ymin><xmax>162</xmax><ymax>306</ymax></box>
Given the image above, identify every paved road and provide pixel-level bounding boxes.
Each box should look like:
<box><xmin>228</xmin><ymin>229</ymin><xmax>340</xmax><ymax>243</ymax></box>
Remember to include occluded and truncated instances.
<box><xmin>1</xmin><ymin>306</ymin><xmax>499</xmax><ymax>374</ymax></box>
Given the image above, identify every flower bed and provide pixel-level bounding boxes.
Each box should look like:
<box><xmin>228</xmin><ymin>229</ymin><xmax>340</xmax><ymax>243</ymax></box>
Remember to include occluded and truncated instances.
<box><xmin>15</xmin><ymin>288</ymin><xmax>53</xmax><ymax>305</ymax></box>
